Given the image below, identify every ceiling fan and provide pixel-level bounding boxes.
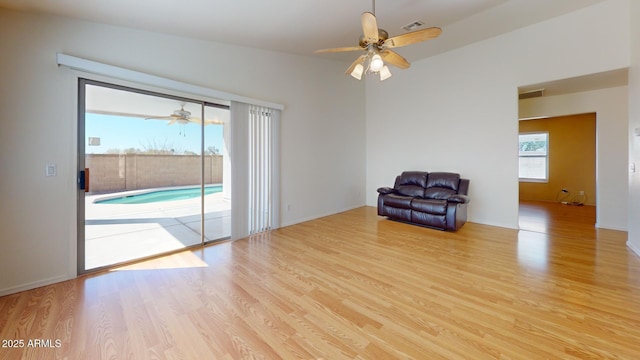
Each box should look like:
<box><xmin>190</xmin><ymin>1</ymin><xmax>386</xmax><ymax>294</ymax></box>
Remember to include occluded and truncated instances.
<box><xmin>145</xmin><ymin>103</ymin><xmax>208</xmax><ymax>126</ymax></box>
<box><xmin>315</xmin><ymin>0</ymin><xmax>442</xmax><ymax>81</ymax></box>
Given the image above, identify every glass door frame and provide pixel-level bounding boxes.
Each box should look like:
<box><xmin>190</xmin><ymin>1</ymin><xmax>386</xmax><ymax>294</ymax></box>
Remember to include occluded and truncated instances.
<box><xmin>77</xmin><ymin>78</ymin><xmax>229</xmax><ymax>274</ymax></box>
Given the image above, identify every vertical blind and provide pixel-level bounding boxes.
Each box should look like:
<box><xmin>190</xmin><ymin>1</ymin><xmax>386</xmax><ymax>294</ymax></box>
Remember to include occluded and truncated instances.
<box><xmin>230</xmin><ymin>102</ymin><xmax>280</xmax><ymax>239</ymax></box>
<box><xmin>248</xmin><ymin>106</ymin><xmax>275</xmax><ymax>233</ymax></box>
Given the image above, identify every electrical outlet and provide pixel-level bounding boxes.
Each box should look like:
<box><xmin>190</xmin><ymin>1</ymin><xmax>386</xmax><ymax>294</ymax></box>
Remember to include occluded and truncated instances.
<box><xmin>579</xmin><ymin>190</ymin><xmax>584</xmax><ymax>196</ymax></box>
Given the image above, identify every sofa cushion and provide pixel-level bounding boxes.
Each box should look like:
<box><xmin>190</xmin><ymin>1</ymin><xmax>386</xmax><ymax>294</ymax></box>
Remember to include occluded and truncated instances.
<box><xmin>382</xmin><ymin>194</ymin><xmax>413</xmax><ymax>209</ymax></box>
<box><xmin>424</xmin><ymin>187</ymin><xmax>456</xmax><ymax>200</ymax></box>
<box><xmin>411</xmin><ymin>198</ymin><xmax>447</xmax><ymax>215</ymax></box>
<box><xmin>396</xmin><ymin>171</ymin><xmax>428</xmax><ymax>187</ymax></box>
<box><xmin>395</xmin><ymin>171</ymin><xmax>427</xmax><ymax>197</ymax></box>
<box><xmin>396</xmin><ymin>185</ymin><xmax>425</xmax><ymax>197</ymax></box>
<box><xmin>427</xmin><ymin>172</ymin><xmax>460</xmax><ymax>191</ymax></box>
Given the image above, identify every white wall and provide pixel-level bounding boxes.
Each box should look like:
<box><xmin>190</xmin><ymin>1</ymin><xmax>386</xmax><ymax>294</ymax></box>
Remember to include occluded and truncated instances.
<box><xmin>366</xmin><ymin>0</ymin><xmax>631</xmax><ymax>229</ymax></box>
<box><xmin>628</xmin><ymin>0</ymin><xmax>640</xmax><ymax>256</ymax></box>
<box><xmin>2</xmin><ymin>0</ymin><xmax>637</xmax><ymax>295</ymax></box>
<box><xmin>0</xmin><ymin>9</ymin><xmax>366</xmax><ymax>295</ymax></box>
<box><xmin>519</xmin><ymin>86</ymin><xmax>629</xmax><ymax>231</ymax></box>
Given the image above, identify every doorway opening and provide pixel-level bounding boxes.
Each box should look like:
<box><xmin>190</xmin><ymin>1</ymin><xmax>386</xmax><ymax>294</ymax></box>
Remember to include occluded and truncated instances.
<box><xmin>78</xmin><ymin>79</ymin><xmax>231</xmax><ymax>272</ymax></box>
<box><xmin>516</xmin><ymin>68</ymin><xmax>630</xmax><ymax>234</ymax></box>
<box><xmin>518</xmin><ymin>113</ymin><xmax>597</xmax><ymax>235</ymax></box>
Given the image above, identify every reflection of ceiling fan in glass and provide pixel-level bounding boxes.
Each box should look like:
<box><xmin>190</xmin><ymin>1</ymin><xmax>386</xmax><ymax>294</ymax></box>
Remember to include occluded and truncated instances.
<box><xmin>145</xmin><ymin>103</ymin><xmax>212</xmax><ymax>126</ymax></box>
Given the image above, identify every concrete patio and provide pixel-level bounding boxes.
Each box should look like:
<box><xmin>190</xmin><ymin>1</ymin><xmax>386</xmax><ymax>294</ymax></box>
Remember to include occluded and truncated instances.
<box><xmin>84</xmin><ymin>188</ymin><xmax>230</xmax><ymax>269</ymax></box>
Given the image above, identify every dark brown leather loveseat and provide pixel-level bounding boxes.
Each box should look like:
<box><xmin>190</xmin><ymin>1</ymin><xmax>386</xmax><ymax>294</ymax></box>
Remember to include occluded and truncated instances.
<box><xmin>377</xmin><ymin>171</ymin><xmax>470</xmax><ymax>231</ymax></box>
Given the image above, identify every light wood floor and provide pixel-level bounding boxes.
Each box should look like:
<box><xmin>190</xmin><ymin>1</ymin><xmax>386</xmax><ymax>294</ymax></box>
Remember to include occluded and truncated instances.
<box><xmin>2</xmin><ymin>203</ymin><xmax>639</xmax><ymax>359</ymax></box>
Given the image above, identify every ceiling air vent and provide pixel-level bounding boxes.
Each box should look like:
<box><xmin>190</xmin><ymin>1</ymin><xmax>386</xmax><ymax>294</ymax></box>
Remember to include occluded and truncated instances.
<box><xmin>402</xmin><ymin>20</ymin><xmax>425</xmax><ymax>32</ymax></box>
<box><xmin>519</xmin><ymin>89</ymin><xmax>545</xmax><ymax>100</ymax></box>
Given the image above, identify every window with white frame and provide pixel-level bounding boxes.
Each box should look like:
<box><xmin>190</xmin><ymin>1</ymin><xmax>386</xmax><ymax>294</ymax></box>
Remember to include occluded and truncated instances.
<box><xmin>519</xmin><ymin>132</ymin><xmax>549</xmax><ymax>182</ymax></box>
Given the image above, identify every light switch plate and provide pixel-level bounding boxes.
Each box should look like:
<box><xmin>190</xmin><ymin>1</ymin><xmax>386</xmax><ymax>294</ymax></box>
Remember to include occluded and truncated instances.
<box><xmin>45</xmin><ymin>163</ymin><xmax>57</xmax><ymax>177</ymax></box>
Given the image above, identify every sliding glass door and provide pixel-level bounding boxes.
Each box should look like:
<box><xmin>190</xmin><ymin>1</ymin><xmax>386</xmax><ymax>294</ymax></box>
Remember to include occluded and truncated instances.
<box><xmin>78</xmin><ymin>79</ymin><xmax>230</xmax><ymax>272</ymax></box>
<box><xmin>202</xmin><ymin>105</ymin><xmax>232</xmax><ymax>240</ymax></box>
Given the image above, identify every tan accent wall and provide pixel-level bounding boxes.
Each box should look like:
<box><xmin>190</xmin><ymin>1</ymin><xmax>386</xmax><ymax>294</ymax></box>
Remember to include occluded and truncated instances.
<box><xmin>519</xmin><ymin>113</ymin><xmax>596</xmax><ymax>206</ymax></box>
<box><xmin>86</xmin><ymin>154</ymin><xmax>223</xmax><ymax>194</ymax></box>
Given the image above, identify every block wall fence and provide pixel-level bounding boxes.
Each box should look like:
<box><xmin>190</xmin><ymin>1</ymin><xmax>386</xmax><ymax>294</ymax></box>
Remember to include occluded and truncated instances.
<box><xmin>85</xmin><ymin>154</ymin><xmax>223</xmax><ymax>194</ymax></box>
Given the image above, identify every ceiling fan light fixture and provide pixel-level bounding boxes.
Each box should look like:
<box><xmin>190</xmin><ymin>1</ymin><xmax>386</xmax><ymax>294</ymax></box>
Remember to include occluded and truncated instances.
<box><xmin>370</xmin><ymin>54</ymin><xmax>384</xmax><ymax>72</ymax></box>
<box><xmin>315</xmin><ymin>0</ymin><xmax>441</xmax><ymax>82</ymax></box>
<box><xmin>350</xmin><ymin>63</ymin><xmax>364</xmax><ymax>80</ymax></box>
<box><xmin>379</xmin><ymin>65</ymin><xmax>392</xmax><ymax>81</ymax></box>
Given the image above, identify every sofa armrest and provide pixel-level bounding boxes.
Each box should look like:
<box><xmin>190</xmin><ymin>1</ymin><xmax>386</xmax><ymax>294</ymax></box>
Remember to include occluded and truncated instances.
<box><xmin>377</xmin><ymin>187</ymin><xmax>396</xmax><ymax>195</ymax></box>
<box><xmin>448</xmin><ymin>194</ymin><xmax>470</xmax><ymax>204</ymax></box>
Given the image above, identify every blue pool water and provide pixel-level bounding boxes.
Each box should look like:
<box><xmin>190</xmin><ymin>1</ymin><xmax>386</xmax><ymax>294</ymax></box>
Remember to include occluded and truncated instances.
<box><xmin>96</xmin><ymin>185</ymin><xmax>222</xmax><ymax>205</ymax></box>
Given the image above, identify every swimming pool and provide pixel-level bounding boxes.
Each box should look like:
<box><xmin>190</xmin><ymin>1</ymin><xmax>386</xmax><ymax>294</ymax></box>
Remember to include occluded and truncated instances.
<box><xmin>95</xmin><ymin>185</ymin><xmax>223</xmax><ymax>205</ymax></box>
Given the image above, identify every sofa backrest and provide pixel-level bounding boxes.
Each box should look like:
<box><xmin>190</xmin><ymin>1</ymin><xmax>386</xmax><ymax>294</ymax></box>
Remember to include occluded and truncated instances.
<box><xmin>394</xmin><ymin>171</ymin><xmax>427</xmax><ymax>197</ymax></box>
<box><xmin>426</xmin><ymin>172</ymin><xmax>460</xmax><ymax>191</ymax></box>
<box><xmin>392</xmin><ymin>171</ymin><xmax>468</xmax><ymax>199</ymax></box>
<box><xmin>421</xmin><ymin>172</ymin><xmax>457</xmax><ymax>200</ymax></box>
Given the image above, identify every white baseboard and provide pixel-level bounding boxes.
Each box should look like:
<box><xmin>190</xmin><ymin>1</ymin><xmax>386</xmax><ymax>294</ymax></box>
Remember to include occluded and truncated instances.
<box><xmin>279</xmin><ymin>204</ymin><xmax>366</xmax><ymax>228</ymax></box>
<box><xmin>627</xmin><ymin>241</ymin><xmax>640</xmax><ymax>258</ymax></box>
<box><xmin>595</xmin><ymin>222</ymin><xmax>628</xmax><ymax>232</ymax></box>
<box><xmin>0</xmin><ymin>274</ymin><xmax>74</xmax><ymax>297</ymax></box>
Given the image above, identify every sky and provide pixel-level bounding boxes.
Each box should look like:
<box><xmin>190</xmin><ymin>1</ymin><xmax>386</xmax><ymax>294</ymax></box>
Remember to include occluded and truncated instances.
<box><xmin>85</xmin><ymin>113</ymin><xmax>224</xmax><ymax>155</ymax></box>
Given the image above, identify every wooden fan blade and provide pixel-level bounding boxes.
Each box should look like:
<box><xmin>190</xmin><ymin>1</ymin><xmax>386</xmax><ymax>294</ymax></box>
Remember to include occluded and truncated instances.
<box><xmin>381</xmin><ymin>50</ymin><xmax>410</xmax><ymax>69</ymax></box>
<box><xmin>189</xmin><ymin>117</ymin><xmax>216</xmax><ymax>126</ymax></box>
<box><xmin>315</xmin><ymin>46</ymin><xmax>364</xmax><ymax>54</ymax></box>
<box><xmin>90</xmin><ymin>110</ymin><xmax>154</xmax><ymax>119</ymax></box>
<box><xmin>383</xmin><ymin>27</ymin><xmax>442</xmax><ymax>48</ymax></box>
<box><xmin>345</xmin><ymin>54</ymin><xmax>367</xmax><ymax>75</ymax></box>
<box><xmin>361</xmin><ymin>12</ymin><xmax>379</xmax><ymax>44</ymax></box>
<box><xmin>183</xmin><ymin>117</ymin><xmax>217</xmax><ymax>126</ymax></box>
<box><xmin>204</xmin><ymin>118</ymin><xmax>224</xmax><ymax>125</ymax></box>
<box><xmin>145</xmin><ymin>115</ymin><xmax>175</xmax><ymax>120</ymax></box>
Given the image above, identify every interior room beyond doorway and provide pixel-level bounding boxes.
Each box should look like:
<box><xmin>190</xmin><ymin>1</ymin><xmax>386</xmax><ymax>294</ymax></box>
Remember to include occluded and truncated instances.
<box><xmin>519</xmin><ymin>113</ymin><xmax>596</xmax><ymax>233</ymax></box>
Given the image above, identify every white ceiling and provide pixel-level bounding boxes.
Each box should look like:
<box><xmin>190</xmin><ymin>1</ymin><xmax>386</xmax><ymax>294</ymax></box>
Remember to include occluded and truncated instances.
<box><xmin>1</xmin><ymin>0</ymin><xmax>626</xmax><ymax>96</ymax></box>
<box><xmin>0</xmin><ymin>0</ymin><xmax>607</xmax><ymax>63</ymax></box>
